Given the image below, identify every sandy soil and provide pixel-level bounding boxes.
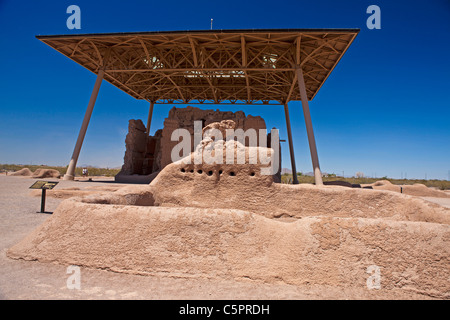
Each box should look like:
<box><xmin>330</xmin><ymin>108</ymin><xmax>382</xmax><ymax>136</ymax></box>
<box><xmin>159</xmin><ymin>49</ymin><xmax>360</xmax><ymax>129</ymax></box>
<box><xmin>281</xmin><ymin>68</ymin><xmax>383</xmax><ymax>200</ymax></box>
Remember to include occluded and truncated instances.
<box><xmin>0</xmin><ymin>175</ymin><xmax>445</xmax><ymax>300</ymax></box>
<box><xmin>420</xmin><ymin>197</ymin><xmax>450</xmax><ymax>208</ymax></box>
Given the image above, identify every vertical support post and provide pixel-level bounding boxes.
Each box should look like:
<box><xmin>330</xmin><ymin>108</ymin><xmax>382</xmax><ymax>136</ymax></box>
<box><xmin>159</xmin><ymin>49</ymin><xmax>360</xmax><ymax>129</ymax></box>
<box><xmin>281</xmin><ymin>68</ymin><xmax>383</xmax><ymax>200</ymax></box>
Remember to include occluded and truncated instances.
<box><xmin>295</xmin><ymin>66</ymin><xmax>323</xmax><ymax>186</ymax></box>
<box><xmin>146</xmin><ymin>101</ymin><xmax>154</xmax><ymax>135</ymax></box>
<box><xmin>284</xmin><ymin>103</ymin><xmax>299</xmax><ymax>184</ymax></box>
<box><xmin>63</xmin><ymin>69</ymin><xmax>105</xmax><ymax>180</ymax></box>
<box><xmin>40</xmin><ymin>188</ymin><xmax>46</xmax><ymax>213</ymax></box>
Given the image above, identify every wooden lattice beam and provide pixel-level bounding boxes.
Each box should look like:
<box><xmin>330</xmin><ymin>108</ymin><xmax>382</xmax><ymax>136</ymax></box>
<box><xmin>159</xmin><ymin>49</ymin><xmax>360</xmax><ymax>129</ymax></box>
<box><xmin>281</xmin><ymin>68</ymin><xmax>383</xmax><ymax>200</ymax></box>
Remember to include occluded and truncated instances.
<box><xmin>37</xmin><ymin>29</ymin><xmax>359</xmax><ymax>104</ymax></box>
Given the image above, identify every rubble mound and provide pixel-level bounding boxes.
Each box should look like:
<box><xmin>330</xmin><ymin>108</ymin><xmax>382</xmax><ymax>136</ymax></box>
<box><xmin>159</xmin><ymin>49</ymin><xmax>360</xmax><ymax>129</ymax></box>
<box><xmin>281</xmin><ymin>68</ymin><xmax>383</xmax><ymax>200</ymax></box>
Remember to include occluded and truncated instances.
<box><xmin>9</xmin><ymin>168</ymin><xmax>33</xmax><ymax>176</ymax></box>
<box><xmin>364</xmin><ymin>180</ymin><xmax>450</xmax><ymax>198</ymax></box>
<box><xmin>10</xmin><ymin>168</ymin><xmax>61</xmax><ymax>179</ymax></box>
<box><xmin>32</xmin><ymin>169</ymin><xmax>61</xmax><ymax>179</ymax></box>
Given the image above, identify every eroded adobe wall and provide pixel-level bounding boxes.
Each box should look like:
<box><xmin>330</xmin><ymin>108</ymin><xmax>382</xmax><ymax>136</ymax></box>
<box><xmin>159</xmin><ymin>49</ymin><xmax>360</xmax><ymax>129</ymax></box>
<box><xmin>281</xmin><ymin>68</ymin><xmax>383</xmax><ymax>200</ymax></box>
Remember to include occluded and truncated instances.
<box><xmin>118</xmin><ymin>119</ymin><xmax>147</xmax><ymax>175</ymax></box>
<box><xmin>158</xmin><ymin>106</ymin><xmax>267</xmax><ymax>170</ymax></box>
<box><xmin>119</xmin><ymin>107</ymin><xmax>268</xmax><ymax>176</ymax></box>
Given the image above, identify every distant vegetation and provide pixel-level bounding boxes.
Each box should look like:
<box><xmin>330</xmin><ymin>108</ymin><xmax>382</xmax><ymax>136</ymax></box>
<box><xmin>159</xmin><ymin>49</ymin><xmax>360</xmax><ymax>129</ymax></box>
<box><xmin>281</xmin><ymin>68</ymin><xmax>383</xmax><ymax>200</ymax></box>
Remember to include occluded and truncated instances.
<box><xmin>281</xmin><ymin>173</ymin><xmax>450</xmax><ymax>190</ymax></box>
<box><xmin>0</xmin><ymin>164</ymin><xmax>120</xmax><ymax>177</ymax></box>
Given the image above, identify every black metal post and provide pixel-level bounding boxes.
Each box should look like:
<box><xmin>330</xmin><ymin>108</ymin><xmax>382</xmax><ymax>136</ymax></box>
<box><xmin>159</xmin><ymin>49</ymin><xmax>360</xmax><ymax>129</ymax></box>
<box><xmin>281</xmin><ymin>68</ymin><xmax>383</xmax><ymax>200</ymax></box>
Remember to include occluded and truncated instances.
<box><xmin>40</xmin><ymin>188</ymin><xmax>46</xmax><ymax>213</ymax></box>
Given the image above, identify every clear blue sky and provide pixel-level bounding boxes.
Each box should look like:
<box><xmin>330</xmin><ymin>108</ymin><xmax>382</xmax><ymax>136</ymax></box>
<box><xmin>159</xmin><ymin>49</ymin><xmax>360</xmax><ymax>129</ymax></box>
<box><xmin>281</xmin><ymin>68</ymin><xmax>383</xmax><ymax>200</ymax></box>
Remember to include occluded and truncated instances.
<box><xmin>0</xmin><ymin>0</ymin><xmax>449</xmax><ymax>179</ymax></box>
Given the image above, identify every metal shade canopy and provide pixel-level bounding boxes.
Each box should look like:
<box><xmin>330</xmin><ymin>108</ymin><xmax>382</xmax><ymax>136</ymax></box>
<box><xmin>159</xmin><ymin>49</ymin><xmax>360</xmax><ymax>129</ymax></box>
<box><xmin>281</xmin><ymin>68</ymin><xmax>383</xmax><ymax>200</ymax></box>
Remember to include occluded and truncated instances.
<box><xmin>37</xmin><ymin>29</ymin><xmax>359</xmax><ymax>105</ymax></box>
<box><xmin>37</xmin><ymin>28</ymin><xmax>359</xmax><ymax>185</ymax></box>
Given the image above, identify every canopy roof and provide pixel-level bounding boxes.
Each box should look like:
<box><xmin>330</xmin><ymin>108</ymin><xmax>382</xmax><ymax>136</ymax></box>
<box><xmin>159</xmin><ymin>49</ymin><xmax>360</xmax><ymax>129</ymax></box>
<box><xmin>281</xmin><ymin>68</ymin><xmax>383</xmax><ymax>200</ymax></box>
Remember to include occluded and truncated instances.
<box><xmin>37</xmin><ymin>29</ymin><xmax>359</xmax><ymax>105</ymax></box>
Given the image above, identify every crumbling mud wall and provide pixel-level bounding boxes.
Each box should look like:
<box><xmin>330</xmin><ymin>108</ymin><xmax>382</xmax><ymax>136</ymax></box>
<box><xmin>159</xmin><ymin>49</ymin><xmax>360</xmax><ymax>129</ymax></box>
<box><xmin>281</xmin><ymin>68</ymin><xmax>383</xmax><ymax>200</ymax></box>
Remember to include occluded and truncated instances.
<box><xmin>157</xmin><ymin>106</ymin><xmax>267</xmax><ymax>170</ymax></box>
<box><xmin>363</xmin><ymin>180</ymin><xmax>450</xmax><ymax>198</ymax></box>
<box><xmin>9</xmin><ymin>168</ymin><xmax>61</xmax><ymax>178</ymax></box>
<box><xmin>9</xmin><ymin>120</ymin><xmax>449</xmax><ymax>299</ymax></box>
<box><xmin>9</xmin><ymin>168</ymin><xmax>33</xmax><ymax>176</ymax></box>
<box><xmin>117</xmin><ymin>119</ymin><xmax>148</xmax><ymax>176</ymax></box>
<box><xmin>117</xmin><ymin>106</ymin><xmax>268</xmax><ymax>181</ymax></box>
<box><xmin>8</xmin><ymin>184</ymin><xmax>450</xmax><ymax>299</ymax></box>
<box><xmin>8</xmin><ymin>199</ymin><xmax>449</xmax><ymax>298</ymax></box>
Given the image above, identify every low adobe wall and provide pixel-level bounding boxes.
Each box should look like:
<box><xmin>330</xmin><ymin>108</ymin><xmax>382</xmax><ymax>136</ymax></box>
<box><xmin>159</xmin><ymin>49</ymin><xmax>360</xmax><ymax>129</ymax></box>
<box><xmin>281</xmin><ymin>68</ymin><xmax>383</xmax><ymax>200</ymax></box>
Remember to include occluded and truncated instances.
<box><xmin>7</xmin><ymin>197</ymin><xmax>450</xmax><ymax>299</ymax></box>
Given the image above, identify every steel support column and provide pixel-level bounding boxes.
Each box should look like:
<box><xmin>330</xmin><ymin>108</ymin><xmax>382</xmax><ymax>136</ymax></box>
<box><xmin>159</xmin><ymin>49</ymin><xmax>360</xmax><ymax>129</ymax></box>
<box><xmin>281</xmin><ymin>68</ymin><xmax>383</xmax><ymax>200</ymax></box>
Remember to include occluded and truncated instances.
<box><xmin>295</xmin><ymin>66</ymin><xmax>323</xmax><ymax>186</ymax></box>
<box><xmin>284</xmin><ymin>103</ymin><xmax>299</xmax><ymax>184</ymax></box>
<box><xmin>63</xmin><ymin>69</ymin><xmax>105</xmax><ymax>180</ymax></box>
<box><xmin>146</xmin><ymin>101</ymin><xmax>154</xmax><ymax>135</ymax></box>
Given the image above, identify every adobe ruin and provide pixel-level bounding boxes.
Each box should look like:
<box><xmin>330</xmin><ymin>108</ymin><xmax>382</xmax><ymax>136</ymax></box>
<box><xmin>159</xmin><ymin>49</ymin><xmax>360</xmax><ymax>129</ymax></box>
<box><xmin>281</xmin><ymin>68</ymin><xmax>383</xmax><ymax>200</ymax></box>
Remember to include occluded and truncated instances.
<box><xmin>115</xmin><ymin>106</ymin><xmax>276</xmax><ymax>183</ymax></box>
<box><xmin>8</xmin><ymin>121</ymin><xmax>450</xmax><ymax>298</ymax></box>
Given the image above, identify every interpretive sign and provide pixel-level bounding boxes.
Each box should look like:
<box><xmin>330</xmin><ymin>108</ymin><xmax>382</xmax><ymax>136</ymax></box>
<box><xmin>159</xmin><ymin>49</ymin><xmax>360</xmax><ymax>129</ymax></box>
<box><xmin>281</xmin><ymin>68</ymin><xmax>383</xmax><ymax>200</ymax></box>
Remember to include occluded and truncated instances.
<box><xmin>29</xmin><ymin>180</ymin><xmax>59</xmax><ymax>213</ymax></box>
<box><xmin>29</xmin><ymin>180</ymin><xmax>59</xmax><ymax>190</ymax></box>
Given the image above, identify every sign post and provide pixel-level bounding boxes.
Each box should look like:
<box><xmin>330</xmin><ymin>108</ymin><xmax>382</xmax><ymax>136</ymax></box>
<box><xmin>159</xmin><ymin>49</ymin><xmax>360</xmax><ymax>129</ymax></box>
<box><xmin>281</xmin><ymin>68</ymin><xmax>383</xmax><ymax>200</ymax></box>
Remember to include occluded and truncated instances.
<box><xmin>29</xmin><ymin>181</ymin><xmax>59</xmax><ymax>213</ymax></box>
